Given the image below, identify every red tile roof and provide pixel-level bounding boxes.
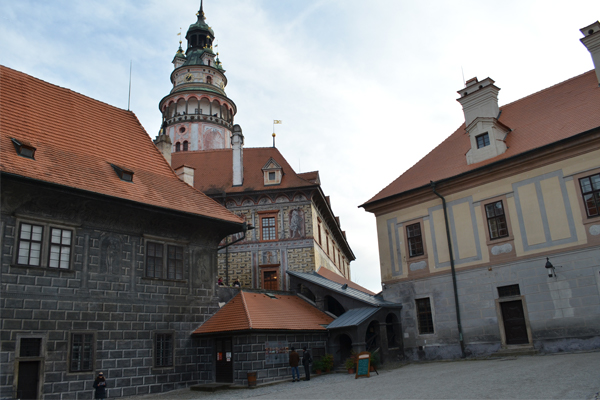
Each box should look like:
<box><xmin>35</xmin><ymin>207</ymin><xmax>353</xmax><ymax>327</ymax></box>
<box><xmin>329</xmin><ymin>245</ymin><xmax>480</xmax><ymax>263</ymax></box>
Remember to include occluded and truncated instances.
<box><xmin>364</xmin><ymin>70</ymin><xmax>600</xmax><ymax>206</ymax></box>
<box><xmin>316</xmin><ymin>267</ymin><xmax>377</xmax><ymax>296</ymax></box>
<box><xmin>0</xmin><ymin>66</ymin><xmax>243</xmax><ymax>224</ymax></box>
<box><xmin>192</xmin><ymin>291</ymin><xmax>334</xmax><ymax>334</ymax></box>
<box><xmin>172</xmin><ymin>147</ymin><xmax>317</xmax><ymax>194</ymax></box>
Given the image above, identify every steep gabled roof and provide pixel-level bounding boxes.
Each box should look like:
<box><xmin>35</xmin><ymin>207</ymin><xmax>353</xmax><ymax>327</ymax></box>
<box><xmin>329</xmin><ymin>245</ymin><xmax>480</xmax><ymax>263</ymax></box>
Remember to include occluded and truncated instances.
<box><xmin>172</xmin><ymin>147</ymin><xmax>317</xmax><ymax>195</ymax></box>
<box><xmin>363</xmin><ymin>70</ymin><xmax>600</xmax><ymax>206</ymax></box>
<box><xmin>192</xmin><ymin>291</ymin><xmax>333</xmax><ymax>335</ymax></box>
<box><xmin>0</xmin><ymin>66</ymin><xmax>243</xmax><ymax>225</ymax></box>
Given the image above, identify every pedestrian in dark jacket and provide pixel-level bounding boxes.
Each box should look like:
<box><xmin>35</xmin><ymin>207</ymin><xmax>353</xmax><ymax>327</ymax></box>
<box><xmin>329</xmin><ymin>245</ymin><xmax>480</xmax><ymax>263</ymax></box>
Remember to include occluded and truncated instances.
<box><xmin>93</xmin><ymin>372</ymin><xmax>107</xmax><ymax>399</ymax></box>
<box><xmin>302</xmin><ymin>347</ymin><xmax>312</xmax><ymax>381</ymax></box>
<box><xmin>289</xmin><ymin>347</ymin><xmax>300</xmax><ymax>382</ymax></box>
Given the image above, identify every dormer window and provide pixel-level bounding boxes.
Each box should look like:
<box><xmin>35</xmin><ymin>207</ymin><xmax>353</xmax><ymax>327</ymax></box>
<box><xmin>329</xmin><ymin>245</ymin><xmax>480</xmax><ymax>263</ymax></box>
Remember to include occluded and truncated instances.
<box><xmin>476</xmin><ymin>133</ymin><xmax>490</xmax><ymax>148</ymax></box>
<box><xmin>111</xmin><ymin>164</ymin><xmax>134</xmax><ymax>182</ymax></box>
<box><xmin>11</xmin><ymin>138</ymin><xmax>36</xmax><ymax>159</ymax></box>
<box><xmin>262</xmin><ymin>158</ymin><xmax>283</xmax><ymax>186</ymax></box>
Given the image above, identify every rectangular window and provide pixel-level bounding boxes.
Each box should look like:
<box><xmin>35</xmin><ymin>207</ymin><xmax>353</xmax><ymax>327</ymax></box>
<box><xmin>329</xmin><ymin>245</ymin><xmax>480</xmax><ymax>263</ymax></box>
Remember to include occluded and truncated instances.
<box><xmin>17</xmin><ymin>223</ymin><xmax>43</xmax><ymax>266</ymax></box>
<box><xmin>485</xmin><ymin>201</ymin><xmax>509</xmax><ymax>239</ymax></box>
<box><xmin>20</xmin><ymin>338</ymin><xmax>42</xmax><ymax>357</ymax></box>
<box><xmin>167</xmin><ymin>245</ymin><xmax>183</xmax><ymax>280</ymax></box>
<box><xmin>476</xmin><ymin>133</ymin><xmax>490</xmax><ymax>148</ymax></box>
<box><xmin>146</xmin><ymin>241</ymin><xmax>163</xmax><ymax>278</ymax></box>
<box><xmin>415</xmin><ymin>298</ymin><xmax>434</xmax><ymax>334</ymax></box>
<box><xmin>49</xmin><ymin>228</ymin><xmax>72</xmax><ymax>269</ymax></box>
<box><xmin>406</xmin><ymin>223</ymin><xmax>424</xmax><ymax>257</ymax></box>
<box><xmin>70</xmin><ymin>333</ymin><xmax>94</xmax><ymax>372</ymax></box>
<box><xmin>155</xmin><ymin>333</ymin><xmax>173</xmax><ymax>367</ymax></box>
<box><xmin>261</xmin><ymin>217</ymin><xmax>276</xmax><ymax>241</ymax></box>
<box><xmin>498</xmin><ymin>284</ymin><xmax>520</xmax><ymax>298</ymax></box>
<box><xmin>579</xmin><ymin>173</ymin><xmax>600</xmax><ymax>217</ymax></box>
<box><xmin>16</xmin><ymin>222</ymin><xmax>73</xmax><ymax>269</ymax></box>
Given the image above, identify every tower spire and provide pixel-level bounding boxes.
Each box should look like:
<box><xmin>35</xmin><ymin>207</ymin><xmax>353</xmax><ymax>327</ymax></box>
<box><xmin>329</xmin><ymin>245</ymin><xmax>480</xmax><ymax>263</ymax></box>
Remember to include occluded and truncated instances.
<box><xmin>198</xmin><ymin>0</ymin><xmax>205</xmax><ymax>20</ymax></box>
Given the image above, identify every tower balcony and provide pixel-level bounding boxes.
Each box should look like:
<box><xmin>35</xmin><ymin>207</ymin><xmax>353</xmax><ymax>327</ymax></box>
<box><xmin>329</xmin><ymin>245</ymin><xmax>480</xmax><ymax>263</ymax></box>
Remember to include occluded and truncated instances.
<box><xmin>164</xmin><ymin>111</ymin><xmax>233</xmax><ymax>129</ymax></box>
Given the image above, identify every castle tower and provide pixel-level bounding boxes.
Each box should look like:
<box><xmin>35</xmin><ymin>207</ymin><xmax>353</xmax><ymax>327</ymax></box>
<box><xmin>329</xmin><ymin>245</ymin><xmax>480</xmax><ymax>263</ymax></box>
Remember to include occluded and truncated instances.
<box><xmin>158</xmin><ymin>1</ymin><xmax>237</xmax><ymax>152</ymax></box>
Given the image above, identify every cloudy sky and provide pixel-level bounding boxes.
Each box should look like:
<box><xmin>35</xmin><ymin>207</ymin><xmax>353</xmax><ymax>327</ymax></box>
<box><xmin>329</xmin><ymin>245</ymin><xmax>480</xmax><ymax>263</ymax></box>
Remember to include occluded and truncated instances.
<box><xmin>2</xmin><ymin>0</ymin><xmax>599</xmax><ymax>292</ymax></box>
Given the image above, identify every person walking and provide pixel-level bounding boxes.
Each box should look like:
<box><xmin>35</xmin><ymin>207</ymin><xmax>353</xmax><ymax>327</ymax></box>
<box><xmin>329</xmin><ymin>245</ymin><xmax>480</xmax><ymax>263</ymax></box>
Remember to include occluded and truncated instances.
<box><xmin>302</xmin><ymin>346</ymin><xmax>312</xmax><ymax>381</ymax></box>
<box><xmin>289</xmin><ymin>347</ymin><xmax>300</xmax><ymax>382</ymax></box>
<box><xmin>92</xmin><ymin>372</ymin><xmax>107</xmax><ymax>399</ymax></box>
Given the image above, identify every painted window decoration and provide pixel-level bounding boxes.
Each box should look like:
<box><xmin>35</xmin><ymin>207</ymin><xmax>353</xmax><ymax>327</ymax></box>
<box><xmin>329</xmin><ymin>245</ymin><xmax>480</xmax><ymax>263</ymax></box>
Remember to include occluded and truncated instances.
<box><xmin>476</xmin><ymin>133</ymin><xmax>490</xmax><ymax>148</ymax></box>
<box><xmin>70</xmin><ymin>333</ymin><xmax>94</xmax><ymax>372</ymax></box>
<box><xmin>146</xmin><ymin>242</ymin><xmax>184</xmax><ymax>280</ymax></box>
<box><xmin>415</xmin><ymin>298</ymin><xmax>434</xmax><ymax>334</ymax></box>
<box><xmin>406</xmin><ymin>223</ymin><xmax>424</xmax><ymax>257</ymax></box>
<box><xmin>17</xmin><ymin>223</ymin><xmax>43</xmax><ymax>266</ymax></box>
<box><xmin>261</xmin><ymin>217</ymin><xmax>276</xmax><ymax>241</ymax></box>
<box><xmin>155</xmin><ymin>333</ymin><xmax>173</xmax><ymax>368</ymax></box>
<box><xmin>485</xmin><ymin>201</ymin><xmax>509</xmax><ymax>239</ymax></box>
<box><xmin>579</xmin><ymin>173</ymin><xmax>600</xmax><ymax>217</ymax></box>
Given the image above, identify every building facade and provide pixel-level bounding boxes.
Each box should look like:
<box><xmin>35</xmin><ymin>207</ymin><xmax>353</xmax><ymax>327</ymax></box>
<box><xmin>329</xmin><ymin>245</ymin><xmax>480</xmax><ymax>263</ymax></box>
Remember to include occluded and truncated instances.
<box><xmin>0</xmin><ymin>65</ymin><xmax>245</xmax><ymax>399</ymax></box>
<box><xmin>361</xmin><ymin>22</ymin><xmax>600</xmax><ymax>360</ymax></box>
<box><xmin>155</xmin><ymin>6</ymin><xmax>355</xmax><ymax>291</ymax></box>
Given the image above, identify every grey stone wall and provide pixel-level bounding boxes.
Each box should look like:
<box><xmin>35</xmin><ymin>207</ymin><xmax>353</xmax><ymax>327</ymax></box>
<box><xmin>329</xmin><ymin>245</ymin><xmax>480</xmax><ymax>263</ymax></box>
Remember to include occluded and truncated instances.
<box><xmin>383</xmin><ymin>248</ymin><xmax>600</xmax><ymax>360</ymax></box>
<box><xmin>1</xmin><ymin>178</ymin><xmax>240</xmax><ymax>398</ymax></box>
<box><xmin>231</xmin><ymin>332</ymin><xmax>327</xmax><ymax>386</ymax></box>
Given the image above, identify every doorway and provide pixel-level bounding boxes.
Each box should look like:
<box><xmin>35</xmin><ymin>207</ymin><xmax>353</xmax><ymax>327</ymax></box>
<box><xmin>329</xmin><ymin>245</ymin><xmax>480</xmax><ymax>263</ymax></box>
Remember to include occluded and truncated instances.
<box><xmin>215</xmin><ymin>337</ymin><xmax>233</xmax><ymax>383</ymax></box>
<box><xmin>500</xmin><ymin>300</ymin><xmax>529</xmax><ymax>345</ymax></box>
<box><xmin>17</xmin><ymin>361</ymin><xmax>40</xmax><ymax>399</ymax></box>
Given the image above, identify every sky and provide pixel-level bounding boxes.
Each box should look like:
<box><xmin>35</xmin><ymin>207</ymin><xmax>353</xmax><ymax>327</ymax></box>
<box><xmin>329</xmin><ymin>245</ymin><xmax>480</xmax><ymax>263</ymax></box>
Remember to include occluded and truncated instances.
<box><xmin>2</xmin><ymin>0</ymin><xmax>599</xmax><ymax>293</ymax></box>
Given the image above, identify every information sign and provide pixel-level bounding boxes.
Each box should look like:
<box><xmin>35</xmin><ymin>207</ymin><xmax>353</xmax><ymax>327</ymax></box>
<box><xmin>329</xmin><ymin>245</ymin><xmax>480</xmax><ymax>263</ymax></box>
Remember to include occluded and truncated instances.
<box><xmin>355</xmin><ymin>352</ymin><xmax>370</xmax><ymax>379</ymax></box>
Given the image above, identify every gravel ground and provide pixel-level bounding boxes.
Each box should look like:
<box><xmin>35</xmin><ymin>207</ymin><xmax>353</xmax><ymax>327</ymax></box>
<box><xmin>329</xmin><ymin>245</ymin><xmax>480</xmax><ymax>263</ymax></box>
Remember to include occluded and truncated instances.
<box><xmin>130</xmin><ymin>351</ymin><xmax>600</xmax><ymax>400</ymax></box>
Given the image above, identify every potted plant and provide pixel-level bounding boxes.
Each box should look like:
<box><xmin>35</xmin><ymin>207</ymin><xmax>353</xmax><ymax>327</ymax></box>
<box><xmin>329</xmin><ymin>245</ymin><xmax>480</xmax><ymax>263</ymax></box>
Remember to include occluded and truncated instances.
<box><xmin>312</xmin><ymin>359</ymin><xmax>323</xmax><ymax>375</ymax></box>
<box><xmin>344</xmin><ymin>357</ymin><xmax>356</xmax><ymax>374</ymax></box>
<box><xmin>320</xmin><ymin>353</ymin><xmax>334</xmax><ymax>373</ymax></box>
<box><xmin>370</xmin><ymin>351</ymin><xmax>380</xmax><ymax>371</ymax></box>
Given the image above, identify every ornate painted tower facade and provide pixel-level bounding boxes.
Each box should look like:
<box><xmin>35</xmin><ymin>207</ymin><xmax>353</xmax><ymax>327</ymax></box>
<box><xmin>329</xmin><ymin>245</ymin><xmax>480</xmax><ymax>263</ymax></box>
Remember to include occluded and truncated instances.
<box><xmin>158</xmin><ymin>3</ymin><xmax>236</xmax><ymax>152</ymax></box>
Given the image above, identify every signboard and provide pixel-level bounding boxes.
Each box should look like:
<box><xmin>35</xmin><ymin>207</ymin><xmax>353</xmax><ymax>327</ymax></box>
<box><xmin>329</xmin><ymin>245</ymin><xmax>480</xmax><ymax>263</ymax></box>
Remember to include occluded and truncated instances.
<box><xmin>355</xmin><ymin>352</ymin><xmax>371</xmax><ymax>379</ymax></box>
<box><xmin>265</xmin><ymin>341</ymin><xmax>289</xmax><ymax>364</ymax></box>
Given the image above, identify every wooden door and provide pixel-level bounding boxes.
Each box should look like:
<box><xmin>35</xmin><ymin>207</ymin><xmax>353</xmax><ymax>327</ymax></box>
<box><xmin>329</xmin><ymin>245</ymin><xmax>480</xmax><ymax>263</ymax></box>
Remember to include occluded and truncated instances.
<box><xmin>263</xmin><ymin>270</ymin><xmax>278</xmax><ymax>290</ymax></box>
<box><xmin>215</xmin><ymin>337</ymin><xmax>233</xmax><ymax>383</ymax></box>
<box><xmin>17</xmin><ymin>361</ymin><xmax>39</xmax><ymax>399</ymax></box>
<box><xmin>500</xmin><ymin>300</ymin><xmax>529</xmax><ymax>345</ymax></box>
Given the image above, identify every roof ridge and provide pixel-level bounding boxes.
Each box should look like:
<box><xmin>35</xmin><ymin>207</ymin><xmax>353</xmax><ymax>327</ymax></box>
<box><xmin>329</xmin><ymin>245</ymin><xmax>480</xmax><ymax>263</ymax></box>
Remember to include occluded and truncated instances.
<box><xmin>499</xmin><ymin>69</ymin><xmax>595</xmax><ymax>109</ymax></box>
<box><xmin>240</xmin><ymin>291</ymin><xmax>253</xmax><ymax>329</ymax></box>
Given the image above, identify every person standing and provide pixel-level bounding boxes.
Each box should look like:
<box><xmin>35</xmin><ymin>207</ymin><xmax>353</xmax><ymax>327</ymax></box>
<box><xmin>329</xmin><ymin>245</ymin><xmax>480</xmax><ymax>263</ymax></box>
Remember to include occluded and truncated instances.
<box><xmin>289</xmin><ymin>347</ymin><xmax>300</xmax><ymax>382</ymax></box>
<box><xmin>302</xmin><ymin>346</ymin><xmax>312</xmax><ymax>381</ymax></box>
<box><xmin>93</xmin><ymin>372</ymin><xmax>107</xmax><ymax>399</ymax></box>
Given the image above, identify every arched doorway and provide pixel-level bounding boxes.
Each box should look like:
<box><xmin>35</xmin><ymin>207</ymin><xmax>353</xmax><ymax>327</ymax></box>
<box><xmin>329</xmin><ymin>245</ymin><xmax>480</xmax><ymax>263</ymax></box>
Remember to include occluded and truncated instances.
<box><xmin>365</xmin><ymin>320</ymin><xmax>380</xmax><ymax>352</ymax></box>
<box><xmin>336</xmin><ymin>334</ymin><xmax>353</xmax><ymax>365</ymax></box>
<box><xmin>324</xmin><ymin>295</ymin><xmax>345</xmax><ymax>317</ymax></box>
<box><xmin>296</xmin><ymin>284</ymin><xmax>316</xmax><ymax>302</ymax></box>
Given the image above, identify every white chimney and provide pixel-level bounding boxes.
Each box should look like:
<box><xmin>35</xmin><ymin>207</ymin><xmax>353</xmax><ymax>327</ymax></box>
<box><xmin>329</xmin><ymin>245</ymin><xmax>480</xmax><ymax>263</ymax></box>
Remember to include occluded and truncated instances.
<box><xmin>232</xmin><ymin>124</ymin><xmax>244</xmax><ymax>186</ymax></box>
<box><xmin>175</xmin><ymin>165</ymin><xmax>195</xmax><ymax>186</ymax></box>
<box><xmin>580</xmin><ymin>21</ymin><xmax>600</xmax><ymax>85</ymax></box>
<box><xmin>457</xmin><ymin>77</ymin><xmax>510</xmax><ymax>165</ymax></box>
<box><xmin>154</xmin><ymin>132</ymin><xmax>172</xmax><ymax>166</ymax></box>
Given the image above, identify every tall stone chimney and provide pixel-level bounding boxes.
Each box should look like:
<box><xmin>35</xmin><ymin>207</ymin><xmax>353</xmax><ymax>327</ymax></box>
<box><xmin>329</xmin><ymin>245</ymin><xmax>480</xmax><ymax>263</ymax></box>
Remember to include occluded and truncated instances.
<box><xmin>174</xmin><ymin>165</ymin><xmax>195</xmax><ymax>186</ymax></box>
<box><xmin>232</xmin><ymin>124</ymin><xmax>244</xmax><ymax>186</ymax></box>
<box><xmin>154</xmin><ymin>131</ymin><xmax>172</xmax><ymax>166</ymax></box>
<box><xmin>580</xmin><ymin>21</ymin><xmax>600</xmax><ymax>85</ymax></box>
<box><xmin>457</xmin><ymin>77</ymin><xmax>510</xmax><ymax>165</ymax></box>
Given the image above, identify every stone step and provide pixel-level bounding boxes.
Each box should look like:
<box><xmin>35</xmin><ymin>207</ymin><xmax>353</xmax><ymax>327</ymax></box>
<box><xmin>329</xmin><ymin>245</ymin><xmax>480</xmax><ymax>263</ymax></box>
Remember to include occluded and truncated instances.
<box><xmin>190</xmin><ymin>383</ymin><xmax>232</xmax><ymax>392</ymax></box>
<box><xmin>489</xmin><ymin>346</ymin><xmax>539</xmax><ymax>358</ymax></box>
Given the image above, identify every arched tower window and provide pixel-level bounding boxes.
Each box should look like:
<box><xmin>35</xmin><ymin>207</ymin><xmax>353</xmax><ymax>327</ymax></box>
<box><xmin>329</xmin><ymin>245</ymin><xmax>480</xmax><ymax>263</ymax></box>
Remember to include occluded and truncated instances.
<box><xmin>175</xmin><ymin>142</ymin><xmax>181</xmax><ymax>152</ymax></box>
<box><xmin>183</xmin><ymin>141</ymin><xmax>189</xmax><ymax>151</ymax></box>
<box><xmin>206</xmin><ymin>76</ymin><xmax>212</xmax><ymax>85</ymax></box>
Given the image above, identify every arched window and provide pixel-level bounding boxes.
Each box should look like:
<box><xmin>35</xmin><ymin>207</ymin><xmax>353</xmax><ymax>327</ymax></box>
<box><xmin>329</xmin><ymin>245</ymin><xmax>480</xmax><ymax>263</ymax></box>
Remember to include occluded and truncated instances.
<box><xmin>175</xmin><ymin>142</ymin><xmax>181</xmax><ymax>152</ymax></box>
<box><xmin>183</xmin><ymin>141</ymin><xmax>188</xmax><ymax>151</ymax></box>
<box><xmin>206</xmin><ymin>76</ymin><xmax>212</xmax><ymax>84</ymax></box>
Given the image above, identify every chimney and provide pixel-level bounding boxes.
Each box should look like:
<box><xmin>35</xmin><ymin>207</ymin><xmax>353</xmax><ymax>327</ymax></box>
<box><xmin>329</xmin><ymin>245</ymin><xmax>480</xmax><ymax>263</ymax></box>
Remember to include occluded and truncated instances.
<box><xmin>154</xmin><ymin>131</ymin><xmax>172</xmax><ymax>166</ymax></box>
<box><xmin>231</xmin><ymin>124</ymin><xmax>244</xmax><ymax>186</ymax></box>
<box><xmin>457</xmin><ymin>77</ymin><xmax>510</xmax><ymax>165</ymax></box>
<box><xmin>456</xmin><ymin>77</ymin><xmax>500</xmax><ymax>127</ymax></box>
<box><xmin>580</xmin><ymin>21</ymin><xmax>600</xmax><ymax>86</ymax></box>
<box><xmin>174</xmin><ymin>165</ymin><xmax>195</xmax><ymax>186</ymax></box>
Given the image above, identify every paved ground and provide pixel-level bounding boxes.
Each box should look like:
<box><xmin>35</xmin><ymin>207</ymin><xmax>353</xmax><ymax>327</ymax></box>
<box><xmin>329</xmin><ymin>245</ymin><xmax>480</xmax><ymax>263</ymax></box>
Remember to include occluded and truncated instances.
<box><xmin>132</xmin><ymin>351</ymin><xmax>600</xmax><ymax>400</ymax></box>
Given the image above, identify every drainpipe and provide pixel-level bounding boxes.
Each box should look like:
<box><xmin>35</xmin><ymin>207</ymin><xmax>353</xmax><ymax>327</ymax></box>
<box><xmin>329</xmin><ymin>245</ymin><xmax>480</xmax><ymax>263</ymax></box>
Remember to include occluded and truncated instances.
<box><xmin>431</xmin><ymin>181</ymin><xmax>466</xmax><ymax>358</ymax></box>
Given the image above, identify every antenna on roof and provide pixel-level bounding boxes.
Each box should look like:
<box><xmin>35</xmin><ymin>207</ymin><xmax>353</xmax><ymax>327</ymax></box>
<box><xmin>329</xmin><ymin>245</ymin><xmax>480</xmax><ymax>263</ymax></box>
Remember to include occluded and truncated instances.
<box><xmin>461</xmin><ymin>66</ymin><xmax>465</xmax><ymax>87</ymax></box>
<box><xmin>127</xmin><ymin>60</ymin><xmax>132</xmax><ymax>111</ymax></box>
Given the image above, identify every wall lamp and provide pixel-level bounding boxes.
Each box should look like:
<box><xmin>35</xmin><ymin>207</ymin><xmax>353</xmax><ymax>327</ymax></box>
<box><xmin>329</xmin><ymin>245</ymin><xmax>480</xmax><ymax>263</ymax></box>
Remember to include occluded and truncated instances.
<box><xmin>545</xmin><ymin>257</ymin><xmax>561</xmax><ymax>278</ymax></box>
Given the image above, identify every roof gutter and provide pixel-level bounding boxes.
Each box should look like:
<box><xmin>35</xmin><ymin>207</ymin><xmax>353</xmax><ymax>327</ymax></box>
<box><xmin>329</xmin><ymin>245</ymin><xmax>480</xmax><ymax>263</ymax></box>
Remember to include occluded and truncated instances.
<box><xmin>431</xmin><ymin>181</ymin><xmax>466</xmax><ymax>358</ymax></box>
